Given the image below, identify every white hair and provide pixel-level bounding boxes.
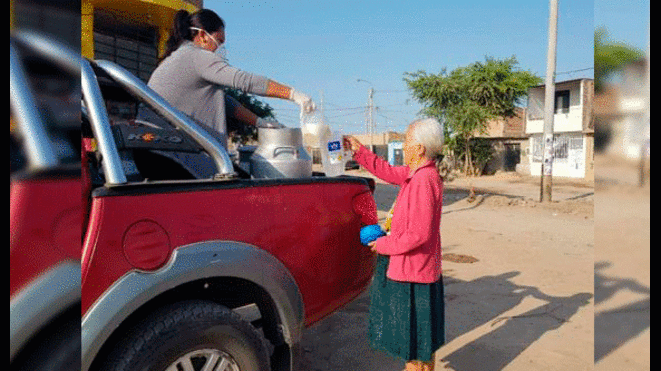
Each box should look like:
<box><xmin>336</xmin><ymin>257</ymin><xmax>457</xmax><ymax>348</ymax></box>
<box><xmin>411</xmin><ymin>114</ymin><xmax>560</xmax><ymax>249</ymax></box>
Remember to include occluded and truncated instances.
<box><xmin>409</xmin><ymin>118</ymin><xmax>444</xmax><ymax>159</ymax></box>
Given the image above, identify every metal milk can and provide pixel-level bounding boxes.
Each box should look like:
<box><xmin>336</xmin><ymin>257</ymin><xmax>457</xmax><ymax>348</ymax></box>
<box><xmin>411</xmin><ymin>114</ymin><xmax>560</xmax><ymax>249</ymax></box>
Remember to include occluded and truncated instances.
<box><xmin>250</xmin><ymin>128</ymin><xmax>312</xmax><ymax>179</ymax></box>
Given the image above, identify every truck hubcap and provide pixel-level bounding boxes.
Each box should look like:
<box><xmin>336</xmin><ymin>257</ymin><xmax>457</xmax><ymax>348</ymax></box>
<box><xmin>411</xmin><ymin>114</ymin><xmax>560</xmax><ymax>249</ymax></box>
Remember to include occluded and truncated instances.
<box><xmin>166</xmin><ymin>349</ymin><xmax>240</xmax><ymax>371</ymax></box>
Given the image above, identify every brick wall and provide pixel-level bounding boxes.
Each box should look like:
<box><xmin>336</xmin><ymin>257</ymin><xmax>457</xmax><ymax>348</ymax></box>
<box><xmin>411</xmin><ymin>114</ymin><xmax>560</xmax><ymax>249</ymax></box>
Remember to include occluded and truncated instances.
<box><xmin>476</xmin><ymin>107</ymin><xmax>527</xmax><ymax>138</ymax></box>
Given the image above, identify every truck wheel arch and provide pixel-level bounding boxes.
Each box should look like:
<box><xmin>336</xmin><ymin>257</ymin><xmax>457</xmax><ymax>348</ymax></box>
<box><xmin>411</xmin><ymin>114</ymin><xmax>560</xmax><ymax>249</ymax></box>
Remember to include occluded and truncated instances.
<box><xmin>82</xmin><ymin>241</ymin><xmax>305</xmax><ymax>371</ymax></box>
<box><xmin>10</xmin><ymin>261</ymin><xmax>81</xmax><ymax>364</ymax></box>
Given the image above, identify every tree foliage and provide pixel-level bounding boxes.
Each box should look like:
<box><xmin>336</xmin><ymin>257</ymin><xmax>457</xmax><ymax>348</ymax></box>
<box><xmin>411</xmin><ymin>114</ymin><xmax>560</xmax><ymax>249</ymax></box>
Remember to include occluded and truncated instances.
<box><xmin>225</xmin><ymin>88</ymin><xmax>275</xmax><ymax>144</ymax></box>
<box><xmin>404</xmin><ymin>56</ymin><xmax>541</xmax><ymax>175</ymax></box>
<box><xmin>594</xmin><ymin>27</ymin><xmax>644</xmax><ymax>93</ymax></box>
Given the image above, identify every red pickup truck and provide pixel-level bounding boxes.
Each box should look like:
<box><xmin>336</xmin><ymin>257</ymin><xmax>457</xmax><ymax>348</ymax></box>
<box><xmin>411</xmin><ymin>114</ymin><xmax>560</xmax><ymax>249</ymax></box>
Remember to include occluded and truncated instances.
<box><xmin>10</xmin><ymin>32</ymin><xmax>82</xmax><ymax>371</ymax></box>
<box><xmin>79</xmin><ymin>54</ymin><xmax>377</xmax><ymax>370</ymax></box>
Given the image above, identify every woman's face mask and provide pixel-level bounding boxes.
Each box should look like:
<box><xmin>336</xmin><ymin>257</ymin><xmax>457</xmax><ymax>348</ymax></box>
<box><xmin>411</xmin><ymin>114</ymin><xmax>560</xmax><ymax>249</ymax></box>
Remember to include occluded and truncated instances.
<box><xmin>191</xmin><ymin>27</ymin><xmax>227</xmax><ymax>60</ymax></box>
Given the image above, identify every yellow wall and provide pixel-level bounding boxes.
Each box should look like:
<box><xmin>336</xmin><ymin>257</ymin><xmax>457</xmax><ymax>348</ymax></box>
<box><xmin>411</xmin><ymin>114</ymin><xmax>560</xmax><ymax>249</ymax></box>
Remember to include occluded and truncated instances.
<box><xmin>81</xmin><ymin>0</ymin><xmax>200</xmax><ymax>60</ymax></box>
<box><xmin>81</xmin><ymin>0</ymin><xmax>94</xmax><ymax>58</ymax></box>
<box><xmin>10</xmin><ymin>0</ymin><xmax>15</xmax><ymax>30</ymax></box>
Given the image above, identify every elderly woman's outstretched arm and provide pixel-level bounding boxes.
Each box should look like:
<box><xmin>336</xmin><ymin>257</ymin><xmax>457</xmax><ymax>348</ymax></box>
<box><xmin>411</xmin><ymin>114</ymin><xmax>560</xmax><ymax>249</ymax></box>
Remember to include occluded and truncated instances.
<box><xmin>345</xmin><ymin>136</ymin><xmax>409</xmax><ymax>186</ymax></box>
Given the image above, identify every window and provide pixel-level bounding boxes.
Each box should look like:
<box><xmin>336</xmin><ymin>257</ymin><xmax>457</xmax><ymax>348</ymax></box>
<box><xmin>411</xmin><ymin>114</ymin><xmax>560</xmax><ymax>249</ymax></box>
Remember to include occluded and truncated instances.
<box><xmin>555</xmin><ymin>90</ymin><xmax>570</xmax><ymax>114</ymax></box>
<box><xmin>554</xmin><ymin>135</ymin><xmax>568</xmax><ymax>162</ymax></box>
<box><xmin>528</xmin><ymin>89</ymin><xmax>571</xmax><ymax>119</ymax></box>
<box><xmin>532</xmin><ymin>134</ymin><xmax>574</xmax><ymax>163</ymax></box>
<box><xmin>570</xmin><ymin>136</ymin><xmax>583</xmax><ymax>150</ymax></box>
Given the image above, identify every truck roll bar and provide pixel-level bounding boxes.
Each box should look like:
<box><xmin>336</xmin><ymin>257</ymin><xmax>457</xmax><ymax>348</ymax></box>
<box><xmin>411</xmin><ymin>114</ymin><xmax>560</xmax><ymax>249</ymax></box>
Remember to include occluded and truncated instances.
<box><xmin>10</xmin><ymin>38</ymin><xmax>59</xmax><ymax>171</ymax></box>
<box><xmin>93</xmin><ymin>60</ymin><xmax>236</xmax><ymax>179</ymax></box>
<box><xmin>81</xmin><ymin>59</ymin><xmax>128</xmax><ymax>185</ymax></box>
<box><xmin>12</xmin><ymin>31</ymin><xmax>81</xmax><ymax>76</ymax></box>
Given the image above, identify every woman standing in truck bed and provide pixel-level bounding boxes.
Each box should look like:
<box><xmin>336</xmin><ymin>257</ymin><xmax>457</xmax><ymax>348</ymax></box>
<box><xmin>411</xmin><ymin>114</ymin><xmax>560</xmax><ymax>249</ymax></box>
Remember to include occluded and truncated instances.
<box><xmin>148</xmin><ymin>8</ymin><xmax>315</xmax><ymax>148</ymax></box>
<box><xmin>345</xmin><ymin>118</ymin><xmax>446</xmax><ymax>371</ymax></box>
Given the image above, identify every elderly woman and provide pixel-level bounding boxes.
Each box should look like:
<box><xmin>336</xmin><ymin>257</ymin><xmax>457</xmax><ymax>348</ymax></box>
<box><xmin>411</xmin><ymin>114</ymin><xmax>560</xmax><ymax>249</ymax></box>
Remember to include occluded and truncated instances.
<box><xmin>345</xmin><ymin>118</ymin><xmax>445</xmax><ymax>371</ymax></box>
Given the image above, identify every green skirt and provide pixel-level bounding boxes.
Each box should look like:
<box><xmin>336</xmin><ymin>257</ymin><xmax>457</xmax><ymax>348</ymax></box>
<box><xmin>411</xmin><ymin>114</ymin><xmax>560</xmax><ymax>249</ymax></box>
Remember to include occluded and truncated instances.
<box><xmin>368</xmin><ymin>254</ymin><xmax>446</xmax><ymax>363</ymax></box>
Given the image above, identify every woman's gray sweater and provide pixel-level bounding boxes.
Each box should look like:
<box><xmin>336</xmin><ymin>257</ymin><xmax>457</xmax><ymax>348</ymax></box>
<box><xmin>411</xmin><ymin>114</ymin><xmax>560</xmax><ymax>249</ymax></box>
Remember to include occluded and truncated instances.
<box><xmin>148</xmin><ymin>41</ymin><xmax>270</xmax><ymax>147</ymax></box>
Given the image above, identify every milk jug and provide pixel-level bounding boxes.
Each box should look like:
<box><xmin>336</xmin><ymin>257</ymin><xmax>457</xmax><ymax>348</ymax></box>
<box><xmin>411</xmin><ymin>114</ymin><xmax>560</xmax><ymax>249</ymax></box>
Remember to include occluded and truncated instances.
<box><xmin>320</xmin><ymin>130</ymin><xmax>346</xmax><ymax>177</ymax></box>
<box><xmin>301</xmin><ymin>111</ymin><xmax>346</xmax><ymax>177</ymax></box>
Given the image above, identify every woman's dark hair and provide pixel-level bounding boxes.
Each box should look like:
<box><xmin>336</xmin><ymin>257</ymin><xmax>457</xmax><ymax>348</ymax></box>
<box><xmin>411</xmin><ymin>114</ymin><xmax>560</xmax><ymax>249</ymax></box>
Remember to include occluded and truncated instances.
<box><xmin>162</xmin><ymin>9</ymin><xmax>225</xmax><ymax>60</ymax></box>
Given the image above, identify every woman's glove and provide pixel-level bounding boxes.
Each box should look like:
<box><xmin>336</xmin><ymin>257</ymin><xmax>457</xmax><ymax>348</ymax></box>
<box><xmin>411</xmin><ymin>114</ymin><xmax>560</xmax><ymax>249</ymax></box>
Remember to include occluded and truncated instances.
<box><xmin>256</xmin><ymin>117</ymin><xmax>286</xmax><ymax>129</ymax></box>
<box><xmin>289</xmin><ymin>89</ymin><xmax>316</xmax><ymax>115</ymax></box>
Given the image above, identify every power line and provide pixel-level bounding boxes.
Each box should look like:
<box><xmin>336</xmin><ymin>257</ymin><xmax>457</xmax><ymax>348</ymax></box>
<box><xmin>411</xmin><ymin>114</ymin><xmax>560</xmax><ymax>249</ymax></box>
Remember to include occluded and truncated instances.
<box><xmin>325</xmin><ymin>111</ymin><xmax>365</xmax><ymax>119</ymax></box>
<box><xmin>325</xmin><ymin>107</ymin><xmax>365</xmax><ymax>112</ymax></box>
<box><xmin>272</xmin><ymin>106</ymin><xmax>365</xmax><ymax>112</ymax></box>
<box><xmin>375</xmin><ymin>89</ymin><xmax>410</xmax><ymax>93</ymax></box>
<box><xmin>555</xmin><ymin>67</ymin><xmax>594</xmax><ymax>76</ymax></box>
<box><xmin>376</xmin><ymin>107</ymin><xmax>420</xmax><ymax>114</ymax></box>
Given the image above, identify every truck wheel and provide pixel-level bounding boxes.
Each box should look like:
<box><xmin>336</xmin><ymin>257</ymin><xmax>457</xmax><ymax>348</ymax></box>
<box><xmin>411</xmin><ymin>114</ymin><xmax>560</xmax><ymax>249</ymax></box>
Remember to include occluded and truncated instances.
<box><xmin>12</xmin><ymin>308</ymin><xmax>80</xmax><ymax>371</ymax></box>
<box><xmin>101</xmin><ymin>300</ymin><xmax>271</xmax><ymax>371</ymax></box>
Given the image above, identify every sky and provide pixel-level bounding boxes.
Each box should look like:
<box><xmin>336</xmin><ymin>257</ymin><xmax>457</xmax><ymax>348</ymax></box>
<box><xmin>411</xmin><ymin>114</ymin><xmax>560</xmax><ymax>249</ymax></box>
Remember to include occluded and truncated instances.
<box><xmin>204</xmin><ymin>0</ymin><xmax>597</xmax><ymax>134</ymax></box>
<box><xmin>594</xmin><ymin>0</ymin><xmax>650</xmax><ymax>86</ymax></box>
<box><xmin>595</xmin><ymin>0</ymin><xmax>650</xmax><ymax>51</ymax></box>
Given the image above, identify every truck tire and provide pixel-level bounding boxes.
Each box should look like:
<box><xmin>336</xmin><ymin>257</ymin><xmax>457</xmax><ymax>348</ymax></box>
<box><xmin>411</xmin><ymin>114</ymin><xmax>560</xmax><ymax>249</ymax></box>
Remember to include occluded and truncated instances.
<box><xmin>100</xmin><ymin>300</ymin><xmax>271</xmax><ymax>371</ymax></box>
<box><xmin>12</xmin><ymin>308</ymin><xmax>80</xmax><ymax>371</ymax></box>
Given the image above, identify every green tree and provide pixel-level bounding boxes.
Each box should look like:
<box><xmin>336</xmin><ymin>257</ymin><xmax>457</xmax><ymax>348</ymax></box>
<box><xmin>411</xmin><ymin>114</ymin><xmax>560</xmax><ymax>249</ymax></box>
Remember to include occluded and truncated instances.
<box><xmin>404</xmin><ymin>56</ymin><xmax>541</xmax><ymax>175</ymax></box>
<box><xmin>594</xmin><ymin>27</ymin><xmax>644</xmax><ymax>93</ymax></box>
<box><xmin>225</xmin><ymin>88</ymin><xmax>276</xmax><ymax>144</ymax></box>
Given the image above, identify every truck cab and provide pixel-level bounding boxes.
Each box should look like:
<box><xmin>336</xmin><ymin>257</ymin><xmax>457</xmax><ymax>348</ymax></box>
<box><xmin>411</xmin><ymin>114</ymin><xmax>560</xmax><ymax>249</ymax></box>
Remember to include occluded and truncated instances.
<box><xmin>80</xmin><ymin>41</ymin><xmax>377</xmax><ymax>371</ymax></box>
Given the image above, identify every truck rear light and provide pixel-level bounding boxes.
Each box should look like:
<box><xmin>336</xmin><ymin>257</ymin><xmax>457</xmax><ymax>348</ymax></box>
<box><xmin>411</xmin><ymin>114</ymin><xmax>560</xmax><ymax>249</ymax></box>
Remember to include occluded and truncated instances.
<box><xmin>352</xmin><ymin>191</ymin><xmax>378</xmax><ymax>225</ymax></box>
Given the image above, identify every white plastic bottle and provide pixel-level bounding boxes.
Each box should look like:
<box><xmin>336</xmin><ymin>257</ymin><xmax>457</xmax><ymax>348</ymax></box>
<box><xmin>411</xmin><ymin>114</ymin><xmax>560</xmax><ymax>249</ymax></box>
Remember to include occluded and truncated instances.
<box><xmin>321</xmin><ymin>130</ymin><xmax>346</xmax><ymax>177</ymax></box>
<box><xmin>300</xmin><ymin>111</ymin><xmax>346</xmax><ymax>177</ymax></box>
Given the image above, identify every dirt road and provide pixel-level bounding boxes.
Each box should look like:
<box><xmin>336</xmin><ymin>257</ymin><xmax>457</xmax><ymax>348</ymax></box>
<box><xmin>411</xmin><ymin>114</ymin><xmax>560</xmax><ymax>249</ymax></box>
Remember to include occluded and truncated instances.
<box><xmin>593</xmin><ymin>154</ymin><xmax>650</xmax><ymax>371</ymax></box>
<box><xmin>299</xmin><ymin>170</ymin><xmax>596</xmax><ymax>371</ymax></box>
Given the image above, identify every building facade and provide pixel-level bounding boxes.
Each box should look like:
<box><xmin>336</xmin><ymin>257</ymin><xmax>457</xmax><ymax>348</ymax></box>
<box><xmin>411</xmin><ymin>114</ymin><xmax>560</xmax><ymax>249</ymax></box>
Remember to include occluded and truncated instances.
<box><xmin>596</xmin><ymin>59</ymin><xmax>650</xmax><ymax>161</ymax></box>
<box><xmin>474</xmin><ymin>107</ymin><xmax>528</xmax><ymax>174</ymax></box>
<box><xmin>524</xmin><ymin>78</ymin><xmax>594</xmax><ymax>179</ymax></box>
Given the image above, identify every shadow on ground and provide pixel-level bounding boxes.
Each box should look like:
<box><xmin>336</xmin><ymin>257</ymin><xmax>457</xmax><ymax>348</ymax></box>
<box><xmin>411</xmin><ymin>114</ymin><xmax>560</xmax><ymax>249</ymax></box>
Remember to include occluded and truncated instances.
<box><xmin>442</xmin><ymin>272</ymin><xmax>592</xmax><ymax>371</ymax></box>
<box><xmin>300</xmin><ymin>271</ymin><xmax>592</xmax><ymax>371</ymax></box>
<box><xmin>594</xmin><ymin>261</ymin><xmax>650</xmax><ymax>363</ymax></box>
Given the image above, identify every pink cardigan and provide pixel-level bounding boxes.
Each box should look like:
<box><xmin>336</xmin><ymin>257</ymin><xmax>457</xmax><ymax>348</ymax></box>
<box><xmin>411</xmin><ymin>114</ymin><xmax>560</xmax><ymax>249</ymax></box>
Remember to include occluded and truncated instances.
<box><xmin>354</xmin><ymin>146</ymin><xmax>443</xmax><ymax>283</ymax></box>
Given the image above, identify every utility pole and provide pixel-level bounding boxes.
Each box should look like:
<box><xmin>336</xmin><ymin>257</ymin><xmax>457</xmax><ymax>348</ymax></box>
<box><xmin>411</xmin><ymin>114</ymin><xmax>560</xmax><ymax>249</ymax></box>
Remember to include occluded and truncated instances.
<box><xmin>357</xmin><ymin>79</ymin><xmax>376</xmax><ymax>152</ymax></box>
<box><xmin>541</xmin><ymin>0</ymin><xmax>558</xmax><ymax>202</ymax></box>
<box><xmin>639</xmin><ymin>24</ymin><xmax>650</xmax><ymax>187</ymax></box>
<box><xmin>368</xmin><ymin>87</ymin><xmax>375</xmax><ymax>152</ymax></box>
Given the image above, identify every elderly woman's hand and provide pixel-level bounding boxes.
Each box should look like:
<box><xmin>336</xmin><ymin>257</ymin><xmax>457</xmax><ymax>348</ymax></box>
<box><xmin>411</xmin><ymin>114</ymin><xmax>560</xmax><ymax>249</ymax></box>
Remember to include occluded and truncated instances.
<box><xmin>368</xmin><ymin>240</ymin><xmax>378</xmax><ymax>253</ymax></box>
<box><xmin>343</xmin><ymin>136</ymin><xmax>363</xmax><ymax>152</ymax></box>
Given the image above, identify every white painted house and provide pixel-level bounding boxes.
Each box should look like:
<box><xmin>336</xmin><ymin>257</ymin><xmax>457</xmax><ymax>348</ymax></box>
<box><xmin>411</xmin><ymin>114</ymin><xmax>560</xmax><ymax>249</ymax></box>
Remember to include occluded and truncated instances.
<box><xmin>601</xmin><ymin>58</ymin><xmax>650</xmax><ymax>160</ymax></box>
<box><xmin>525</xmin><ymin>79</ymin><xmax>594</xmax><ymax>179</ymax></box>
